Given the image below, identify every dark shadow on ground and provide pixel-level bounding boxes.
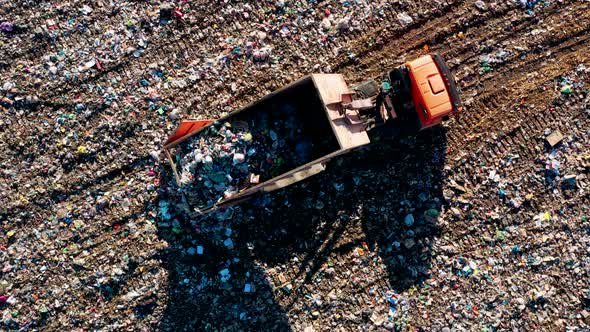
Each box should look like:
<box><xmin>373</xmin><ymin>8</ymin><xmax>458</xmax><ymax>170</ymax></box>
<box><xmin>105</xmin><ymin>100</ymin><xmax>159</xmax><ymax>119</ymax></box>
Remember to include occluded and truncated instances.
<box><xmin>155</xmin><ymin>172</ymin><xmax>293</xmax><ymax>331</ymax></box>
<box><xmin>156</xmin><ymin>126</ymin><xmax>447</xmax><ymax>330</ymax></box>
<box><xmin>237</xmin><ymin>126</ymin><xmax>446</xmax><ymax>287</ymax></box>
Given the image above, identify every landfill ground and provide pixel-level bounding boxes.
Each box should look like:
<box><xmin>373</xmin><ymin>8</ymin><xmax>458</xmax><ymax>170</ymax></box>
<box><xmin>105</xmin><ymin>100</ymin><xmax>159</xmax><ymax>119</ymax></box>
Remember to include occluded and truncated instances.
<box><xmin>1</xmin><ymin>1</ymin><xmax>589</xmax><ymax>331</ymax></box>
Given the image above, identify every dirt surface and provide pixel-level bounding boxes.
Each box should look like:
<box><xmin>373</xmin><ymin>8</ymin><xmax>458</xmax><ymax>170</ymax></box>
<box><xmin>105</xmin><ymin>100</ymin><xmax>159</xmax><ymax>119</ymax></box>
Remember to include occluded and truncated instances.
<box><xmin>1</xmin><ymin>1</ymin><xmax>589</xmax><ymax>331</ymax></box>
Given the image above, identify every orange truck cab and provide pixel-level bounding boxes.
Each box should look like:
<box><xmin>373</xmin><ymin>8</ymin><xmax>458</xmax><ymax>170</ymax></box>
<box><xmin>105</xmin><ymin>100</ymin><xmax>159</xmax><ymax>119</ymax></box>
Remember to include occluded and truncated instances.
<box><xmin>406</xmin><ymin>54</ymin><xmax>462</xmax><ymax>129</ymax></box>
<box><xmin>349</xmin><ymin>53</ymin><xmax>462</xmax><ymax>136</ymax></box>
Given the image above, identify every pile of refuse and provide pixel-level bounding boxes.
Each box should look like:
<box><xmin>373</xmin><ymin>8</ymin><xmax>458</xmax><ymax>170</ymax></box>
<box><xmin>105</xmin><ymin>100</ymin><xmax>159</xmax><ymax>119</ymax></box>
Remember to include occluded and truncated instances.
<box><xmin>174</xmin><ymin>104</ymin><xmax>315</xmax><ymax>210</ymax></box>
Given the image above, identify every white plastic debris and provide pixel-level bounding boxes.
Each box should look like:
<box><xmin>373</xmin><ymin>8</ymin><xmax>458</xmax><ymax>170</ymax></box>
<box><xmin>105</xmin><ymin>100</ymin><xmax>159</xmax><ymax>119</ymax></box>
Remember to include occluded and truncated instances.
<box><xmin>397</xmin><ymin>12</ymin><xmax>414</xmax><ymax>26</ymax></box>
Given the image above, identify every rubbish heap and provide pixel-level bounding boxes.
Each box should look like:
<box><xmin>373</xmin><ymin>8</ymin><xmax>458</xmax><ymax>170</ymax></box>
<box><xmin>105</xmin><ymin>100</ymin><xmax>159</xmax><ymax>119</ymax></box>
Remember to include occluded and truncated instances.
<box><xmin>174</xmin><ymin>104</ymin><xmax>316</xmax><ymax>210</ymax></box>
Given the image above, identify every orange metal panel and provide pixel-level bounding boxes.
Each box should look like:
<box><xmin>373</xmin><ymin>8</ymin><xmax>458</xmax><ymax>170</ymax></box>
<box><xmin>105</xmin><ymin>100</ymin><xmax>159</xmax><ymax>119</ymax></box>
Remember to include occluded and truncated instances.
<box><xmin>407</xmin><ymin>55</ymin><xmax>453</xmax><ymax>120</ymax></box>
<box><xmin>428</xmin><ymin>75</ymin><xmax>445</xmax><ymax>94</ymax></box>
<box><xmin>164</xmin><ymin>120</ymin><xmax>213</xmax><ymax>148</ymax></box>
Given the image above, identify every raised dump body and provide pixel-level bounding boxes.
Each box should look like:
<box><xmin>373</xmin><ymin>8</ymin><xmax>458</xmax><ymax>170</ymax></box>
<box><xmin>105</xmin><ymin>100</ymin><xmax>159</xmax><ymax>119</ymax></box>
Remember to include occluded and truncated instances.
<box><xmin>163</xmin><ymin>74</ymin><xmax>370</xmax><ymax>215</ymax></box>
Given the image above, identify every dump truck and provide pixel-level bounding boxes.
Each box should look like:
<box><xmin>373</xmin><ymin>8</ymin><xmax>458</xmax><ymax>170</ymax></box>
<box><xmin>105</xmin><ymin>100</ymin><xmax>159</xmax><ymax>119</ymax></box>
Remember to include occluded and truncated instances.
<box><xmin>163</xmin><ymin>54</ymin><xmax>462</xmax><ymax>216</ymax></box>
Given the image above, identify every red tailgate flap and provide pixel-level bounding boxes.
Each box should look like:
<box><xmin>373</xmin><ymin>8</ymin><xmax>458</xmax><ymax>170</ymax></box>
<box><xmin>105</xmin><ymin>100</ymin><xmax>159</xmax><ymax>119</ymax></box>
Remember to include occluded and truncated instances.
<box><xmin>164</xmin><ymin>120</ymin><xmax>214</xmax><ymax>148</ymax></box>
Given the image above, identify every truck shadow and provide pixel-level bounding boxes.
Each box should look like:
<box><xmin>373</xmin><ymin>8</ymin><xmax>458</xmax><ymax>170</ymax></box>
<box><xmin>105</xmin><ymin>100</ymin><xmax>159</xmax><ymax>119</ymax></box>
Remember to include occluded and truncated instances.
<box><xmin>156</xmin><ymin>173</ymin><xmax>294</xmax><ymax>330</ymax></box>
<box><xmin>156</xmin><ymin>126</ymin><xmax>447</xmax><ymax>331</ymax></box>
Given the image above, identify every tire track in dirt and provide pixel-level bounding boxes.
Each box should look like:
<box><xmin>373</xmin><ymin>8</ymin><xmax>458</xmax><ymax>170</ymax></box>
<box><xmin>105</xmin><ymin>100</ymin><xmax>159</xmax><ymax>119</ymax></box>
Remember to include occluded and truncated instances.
<box><xmin>439</xmin><ymin>73</ymin><xmax>589</xmax><ymax>253</ymax></box>
<box><xmin>448</xmin><ymin>36</ymin><xmax>590</xmax><ymax>157</ymax></box>
<box><xmin>433</xmin><ymin>2</ymin><xmax>589</xmax><ymax>153</ymax></box>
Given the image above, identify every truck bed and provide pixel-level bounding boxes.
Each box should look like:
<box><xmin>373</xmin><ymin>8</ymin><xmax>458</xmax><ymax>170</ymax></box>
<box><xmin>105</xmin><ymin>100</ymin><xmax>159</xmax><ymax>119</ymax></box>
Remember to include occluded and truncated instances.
<box><xmin>168</xmin><ymin>77</ymin><xmax>342</xmax><ymax>211</ymax></box>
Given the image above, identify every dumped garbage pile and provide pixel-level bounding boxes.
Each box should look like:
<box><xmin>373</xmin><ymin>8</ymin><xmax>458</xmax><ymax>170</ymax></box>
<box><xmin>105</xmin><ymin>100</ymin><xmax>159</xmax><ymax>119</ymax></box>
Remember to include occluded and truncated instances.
<box><xmin>174</xmin><ymin>104</ymin><xmax>321</xmax><ymax>210</ymax></box>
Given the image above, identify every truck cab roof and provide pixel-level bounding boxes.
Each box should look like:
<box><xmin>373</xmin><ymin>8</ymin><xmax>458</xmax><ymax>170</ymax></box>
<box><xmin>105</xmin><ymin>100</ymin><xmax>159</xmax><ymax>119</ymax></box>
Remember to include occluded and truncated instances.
<box><xmin>407</xmin><ymin>55</ymin><xmax>454</xmax><ymax>120</ymax></box>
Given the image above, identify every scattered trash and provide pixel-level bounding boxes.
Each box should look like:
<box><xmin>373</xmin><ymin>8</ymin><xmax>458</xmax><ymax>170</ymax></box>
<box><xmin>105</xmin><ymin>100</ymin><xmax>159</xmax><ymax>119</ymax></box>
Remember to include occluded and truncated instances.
<box><xmin>223</xmin><ymin>238</ymin><xmax>234</xmax><ymax>249</ymax></box>
<box><xmin>1</xmin><ymin>1</ymin><xmax>588</xmax><ymax>331</ymax></box>
<box><xmin>545</xmin><ymin>130</ymin><xmax>564</xmax><ymax>147</ymax></box>
<box><xmin>0</xmin><ymin>22</ymin><xmax>14</xmax><ymax>33</ymax></box>
<box><xmin>475</xmin><ymin>1</ymin><xmax>488</xmax><ymax>11</ymax></box>
<box><xmin>219</xmin><ymin>269</ymin><xmax>231</xmax><ymax>283</ymax></box>
<box><xmin>404</xmin><ymin>214</ymin><xmax>415</xmax><ymax>227</ymax></box>
<box><xmin>561</xmin><ymin>85</ymin><xmax>573</xmax><ymax>95</ymax></box>
<box><xmin>562</xmin><ymin>174</ymin><xmax>577</xmax><ymax>188</ymax></box>
<box><xmin>397</xmin><ymin>12</ymin><xmax>414</xmax><ymax>26</ymax></box>
<box><xmin>244</xmin><ymin>283</ymin><xmax>252</xmax><ymax>293</ymax></box>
